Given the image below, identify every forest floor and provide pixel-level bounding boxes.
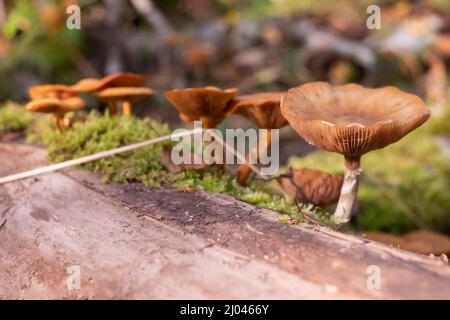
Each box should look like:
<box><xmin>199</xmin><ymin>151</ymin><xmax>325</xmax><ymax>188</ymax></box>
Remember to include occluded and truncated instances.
<box><xmin>0</xmin><ymin>143</ymin><xmax>450</xmax><ymax>299</ymax></box>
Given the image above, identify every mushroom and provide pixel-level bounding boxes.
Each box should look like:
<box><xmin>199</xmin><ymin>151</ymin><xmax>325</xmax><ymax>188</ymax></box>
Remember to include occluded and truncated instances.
<box><xmin>227</xmin><ymin>92</ymin><xmax>287</xmax><ymax>184</ymax></box>
<box><xmin>95</xmin><ymin>72</ymin><xmax>147</xmax><ymax>90</ymax></box>
<box><xmin>281</xmin><ymin>82</ymin><xmax>430</xmax><ymax>223</ymax></box>
<box><xmin>279</xmin><ymin>168</ymin><xmax>343</xmax><ymax>207</ymax></box>
<box><xmin>30</xmin><ymin>73</ymin><xmax>148</xmax><ymax>100</ymax></box>
<box><xmin>70</xmin><ymin>78</ymin><xmax>101</xmax><ymax>93</ymax></box>
<box><xmin>164</xmin><ymin>87</ymin><xmax>238</xmax><ymax>128</ymax></box>
<box><xmin>70</xmin><ymin>72</ymin><xmax>148</xmax><ymax>93</ymax></box>
<box><xmin>29</xmin><ymin>84</ymin><xmax>75</xmax><ymax>100</ymax></box>
<box><xmin>96</xmin><ymin>87</ymin><xmax>154</xmax><ymax>116</ymax></box>
<box><xmin>25</xmin><ymin>97</ymin><xmax>85</xmax><ymax>131</ymax></box>
<box><xmin>71</xmin><ymin>73</ymin><xmax>149</xmax><ymax>115</ymax></box>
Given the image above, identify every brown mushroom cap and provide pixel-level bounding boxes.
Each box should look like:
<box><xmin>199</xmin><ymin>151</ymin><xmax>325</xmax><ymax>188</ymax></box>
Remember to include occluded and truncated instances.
<box><xmin>281</xmin><ymin>82</ymin><xmax>431</xmax><ymax>158</ymax></box>
<box><xmin>29</xmin><ymin>73</ymin><xmax>148</xmax><ymax>99</ymax></box>
<box><xmin>280</xmin><ymin>168</ymin><xmax>343</xmax><ymax>207</ymax></box>
<box><xmin>96</xmin><ymin>87</ymin><xmax>154</xmax><ymax>102</ymax></box>
<box><xmin>97</xmin><ymin>72</ymin><xmax>147</xmax><ymax>89</ymax></box>
<box><xmin>25</xmin><ymin>97</ymin><xmax>85</xmax><ymax>113</ymax></box>
<box><xmin>70</xmin><ymin>78</ymin><xmax>102</xmax><ymax>93</ymax></box>
<box><xmin>69</xmin><ymin>72</ymin><xmax>148</xmax><ymax>93</ymax></box>
<box><xmin>29</xmin><ymin>84</ymin><xmax>75</xmax><ymax>100</ymax></box>
<box><xmin>164</xmin><ymin>87</ymin><xmax>238</xmax><ymax>124</ymax></box>
<box><xmin>228</xmin><ymin>92</ymin><xmax>287</xmax><ymax>129</ymax></box>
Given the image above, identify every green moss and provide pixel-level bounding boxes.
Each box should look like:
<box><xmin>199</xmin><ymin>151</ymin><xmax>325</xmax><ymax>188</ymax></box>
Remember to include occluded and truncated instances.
<box><xmin>29</xmin><ymin>112</ymin><xmax>170</xmax><ymax>184</ymax></box>
<box><xmin>427</xmin><ymin>109</ymin><xmax>450</xmax><ymax>137</ymax></box>
<box><xmin>288</xmin><ymin>121</ymin><xmax>450</xmax><ymax>234</ymax></box>
<box><xmin>0</xmin><ymin>102</ymin><xmax>33</xmax><ymax>134</ymax></box>
<box><xmin>31</xmin><ymin>111</ymin><xmax>322</xmax><ymax>222</ymax></box>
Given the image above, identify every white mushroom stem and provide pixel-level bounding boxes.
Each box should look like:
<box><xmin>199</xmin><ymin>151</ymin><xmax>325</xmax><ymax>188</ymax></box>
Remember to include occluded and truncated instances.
<box><xmin>333</xmin><ymin>157</ymin><xmax>361</xmax><ymax>224</ymax></box>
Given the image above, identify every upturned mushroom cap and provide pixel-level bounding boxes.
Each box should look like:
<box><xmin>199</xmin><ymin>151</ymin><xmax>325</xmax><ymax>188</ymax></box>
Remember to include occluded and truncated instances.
<box><xmin>281</xmin><ymin>82</ymin><xmax>431</xmax><ymax>158</ymax></box>
<box><xmin>70</xmin><ymin>78</ymin><xmax>102</xmax><ymax>93</ymax></box>
<box><xmin>97</xmin><ymin>72</ymin><xmax>147</xmax><ymax>89</ymax></box>
<box><xmin>96</xmin><ymin>87</ymin><xmax>154</xmax><ymax>102</ymax></box>
<box><xmin>69</xmin><ymin>72</ymin><xmax>148</xmax><ymax>93</ymax></box>
<box><xmin>29</xmin><ymin>84</ymin><xmax>75</xmax><ymax>100</ymax></box>
<box><xmin>26</xmin><ymin>97</ymin><xmax>85</xmax><ymax>113</ymax></box>
<box><xmin>280</xmin><ymin>168</ymin><xmax>343</xmax><ymax>207</ymax></box>
<box><xmin>92</xmin><ymin>72</ymin><xmax>148</xmax><ymax>91</ymax></box>
<box><xmin>228</xmin><ymin>92</ymin><xmax>287</xmax><ymax>129</ymax></box>
<box><xmin>164</xmin><ymin>87</ymin><xmax>238</xmax><ymax>125</ymax></box>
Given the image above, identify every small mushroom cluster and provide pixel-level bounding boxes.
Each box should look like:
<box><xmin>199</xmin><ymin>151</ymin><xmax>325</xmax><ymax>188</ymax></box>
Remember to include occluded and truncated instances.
<box><xmin>228</xmin><ymin>92</ymin><xmax>288</xmax><ymax>185</ymax></box>
<box><xmin>25</xmin><ymin>75</ymin><xmax>431</xmax><ymax>225</ymax></box>
<box><xmin>27</xmin><ymin>85</ymin><xmax>86</xmax><ymax>131</ymax></box>
<box><xmin>26</xmin><ymin>72</ymin><xmax>153</xmax><ymax>130</ymax></box>
<box><xmin>164</xmin><ymin>83</ymin><xmax>431</xmax><ymax>224</ymax></box>
<box><xmin>164</xmin><ymin>88</ymin><xmax>288</xmax><ymax>185</ymax></box>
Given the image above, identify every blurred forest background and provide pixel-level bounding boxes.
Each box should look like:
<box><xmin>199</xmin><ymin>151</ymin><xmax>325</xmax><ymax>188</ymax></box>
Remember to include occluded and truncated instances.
<box><xmin>1</xmin><ymin>0</ymin><xmax>450</xmax><ymax>115</ymax></box>
<box><xmin>1</xmin><ymin>0</ymin><xmax>450</xmax><ymax>240</ymax></box>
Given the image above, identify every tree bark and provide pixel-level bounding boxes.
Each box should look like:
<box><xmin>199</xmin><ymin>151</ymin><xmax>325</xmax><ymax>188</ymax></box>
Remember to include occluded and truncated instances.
<box><xmin>1</xmin><ymin>144</ymin><xmax>450</xmax><ymax>299</ymax></box>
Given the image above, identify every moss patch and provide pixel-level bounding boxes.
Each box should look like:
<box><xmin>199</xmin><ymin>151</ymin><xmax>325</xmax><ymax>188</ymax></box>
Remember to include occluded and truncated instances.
<box><xmin>0</xmin><ymin>102</ymin><xmax>33</xmax><ymax>134</ymax></box>
<box><xmin>30</xmin><ymin>112</ymin><xmax>325</xmax><ymax>223</ymax></box>
<box><xmin>288</xmin><ymin>121</ymin><xmax>450</xmax><ymax>234</ymax></box>
<box><xmin>427</xmin><ymin>109</ymin><xmax>450</xmax><ymax>137</ymax></box>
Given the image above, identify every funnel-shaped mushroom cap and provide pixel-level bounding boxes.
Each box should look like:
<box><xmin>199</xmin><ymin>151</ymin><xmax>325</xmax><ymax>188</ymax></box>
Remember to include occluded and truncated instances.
<box><xmin>96</xmin><ymin>87</ymin><xmax>154</xmax><ymax>101</ymax></box>
<box><xmin>281</xmin><ymin>82</ymin><xmax>431</xmax><ymax>157</ymax></box>
<box><xmin>29</xmin><ymin>84</ymin><xmax>75</xmax><ymax>100</ymax></box>
<box><xmin>26</xmin><ymin>97</ymin><xmax>85</xmax><ymax>113</ymax></box>
<box><xmin>164</xmin><ymin>87</ymin><xmax>238</xmax><ymax>124</ymax></box>
<box><xmin>70</xmin><ymin>72</ymin><xmax>148</xmax><ymax>93</ymax></box>
<box><xmin>280</xmin><ymin>168</ymin><xmax>343</xmax><ymax>207</ymax></box>
<box><xmin>70</xmin><ymin>78</ymin><xmax>102</xmax><ymax>93</ymax></box>
<box><xmin>228</xmin><ymin>92</ymin><xmax>287</xmax><ymax>129</ymax></box>
<box><xmin>96</xmin><ymin>72</ymin><xmax>148</xmax><ymax>90</ymax></box>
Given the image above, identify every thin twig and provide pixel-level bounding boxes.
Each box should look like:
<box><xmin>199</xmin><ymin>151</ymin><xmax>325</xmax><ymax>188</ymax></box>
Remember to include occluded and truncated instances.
<box><xmin>208</xmin><ymin>131</ymin><xmax>268</xmax><ymax>179</ymax></box>
<box><xmin>0</xmin><ymin>128</ymin><xmax>202</xmax><ymax>185</ymax></box>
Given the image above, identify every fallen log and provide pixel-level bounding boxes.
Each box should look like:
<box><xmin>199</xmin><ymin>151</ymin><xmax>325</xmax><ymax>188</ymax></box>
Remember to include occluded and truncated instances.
<box><xmin>0</xmin><ymin>143</ymin><xmax>449</xmax><ymax>299</ymax></box>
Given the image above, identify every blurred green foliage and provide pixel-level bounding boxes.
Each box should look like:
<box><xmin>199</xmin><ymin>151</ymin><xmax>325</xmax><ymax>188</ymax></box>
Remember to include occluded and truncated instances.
<box><xmin>1</xmin><ymin>0</ymin><xmax>85</xmax><ymax>101</ymax></box>
<box><xmin>428</xmin><ymin>110</ymin><xmax>450</xmax><ymax>137</ymax></box>
<box><xmin>0</xmin><ymin>102</ymin><xmax>33</xmax><ymax>133</ymax></box>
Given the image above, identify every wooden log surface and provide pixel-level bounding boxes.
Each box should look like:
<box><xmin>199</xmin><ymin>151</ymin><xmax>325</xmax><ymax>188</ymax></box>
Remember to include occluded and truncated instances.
<box><xmin>0</xmin><ymin>143</ymin><xmax>449</xmax><ymax>299</ymax></box>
